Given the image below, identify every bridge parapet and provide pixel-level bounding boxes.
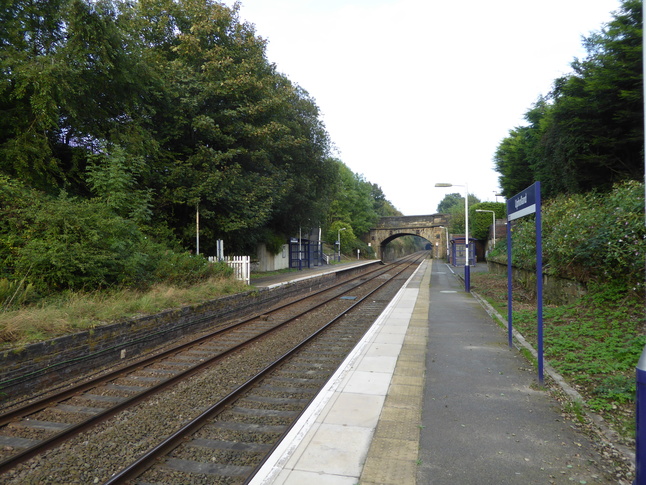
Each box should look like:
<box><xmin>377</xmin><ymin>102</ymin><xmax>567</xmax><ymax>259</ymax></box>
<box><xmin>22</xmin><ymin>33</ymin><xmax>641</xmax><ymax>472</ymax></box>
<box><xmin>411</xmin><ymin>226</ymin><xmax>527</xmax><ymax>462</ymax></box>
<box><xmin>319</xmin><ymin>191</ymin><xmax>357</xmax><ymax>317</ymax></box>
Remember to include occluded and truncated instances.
<box><xmin>374</xmin><ymin>214</ymin><xmax>449</xmax><ymax>229</ymax></box>
<box><xmin>369</xmin><ymin>214</ymin><xmax>450</xmax><ymax>260</ymax></box>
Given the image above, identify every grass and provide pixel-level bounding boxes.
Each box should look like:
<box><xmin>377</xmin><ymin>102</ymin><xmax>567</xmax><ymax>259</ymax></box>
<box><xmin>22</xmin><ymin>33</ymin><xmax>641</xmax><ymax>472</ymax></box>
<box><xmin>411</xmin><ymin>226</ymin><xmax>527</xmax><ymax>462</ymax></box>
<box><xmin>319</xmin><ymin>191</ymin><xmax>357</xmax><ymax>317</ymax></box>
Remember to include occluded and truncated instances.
<box><xmin>471</xmin><ymin>271</ymin><xmax>645</xmax><ymax>442</ymax></box>
<box><xmin>0</xmin><ymin>255</ymin><xmax>352</xmax><ymax>347</ymax></box>
<box><xmin>0</xmin><ymin>276</ymin><xmax>249</xmax><ymax>349</ymax></box>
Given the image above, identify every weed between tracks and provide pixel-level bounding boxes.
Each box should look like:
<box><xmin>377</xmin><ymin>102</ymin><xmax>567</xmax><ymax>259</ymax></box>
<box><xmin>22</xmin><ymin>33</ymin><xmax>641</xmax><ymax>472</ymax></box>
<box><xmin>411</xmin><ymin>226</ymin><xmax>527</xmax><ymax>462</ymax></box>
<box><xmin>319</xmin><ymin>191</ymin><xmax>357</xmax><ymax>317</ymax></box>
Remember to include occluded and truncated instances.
<box><xmin>471</xmin><ymin>272</ymin><xmax>645</xmax><ymax>444</ymax></box>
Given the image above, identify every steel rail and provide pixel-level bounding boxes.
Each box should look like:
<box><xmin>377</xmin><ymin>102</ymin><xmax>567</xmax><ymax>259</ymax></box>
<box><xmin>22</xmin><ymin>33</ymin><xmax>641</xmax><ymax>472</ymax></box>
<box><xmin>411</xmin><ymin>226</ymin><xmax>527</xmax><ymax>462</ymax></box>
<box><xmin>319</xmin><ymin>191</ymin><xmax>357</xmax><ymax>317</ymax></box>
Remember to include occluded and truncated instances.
<box><xmin>103</xmin><ymin>254</ymin><xmax>426</xmax><ymax>484</ymax></box>
<box><xmin>0</xmin><ymin>254</ymin><xmax>424</xmax><ymax>475</ymax></box>
<box><xmin>0</xmin><ymin>259</ymin><xmax>392</xmax><ymax>423</ymax></box>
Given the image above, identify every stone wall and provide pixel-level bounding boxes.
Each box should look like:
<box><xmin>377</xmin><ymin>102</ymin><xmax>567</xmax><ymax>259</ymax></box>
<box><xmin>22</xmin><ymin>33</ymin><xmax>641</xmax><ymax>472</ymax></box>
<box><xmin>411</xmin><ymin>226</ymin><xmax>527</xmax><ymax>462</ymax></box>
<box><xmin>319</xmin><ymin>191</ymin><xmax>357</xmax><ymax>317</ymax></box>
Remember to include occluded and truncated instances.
<box><xmin>487</xmin><ymin>261</ymin><xmax>587</xmax><ymax>305</ymax></box>
<box><xmin>0</xmin><ymin>262</ymin><xmax>379</xmax><ymax>401</ymax></box>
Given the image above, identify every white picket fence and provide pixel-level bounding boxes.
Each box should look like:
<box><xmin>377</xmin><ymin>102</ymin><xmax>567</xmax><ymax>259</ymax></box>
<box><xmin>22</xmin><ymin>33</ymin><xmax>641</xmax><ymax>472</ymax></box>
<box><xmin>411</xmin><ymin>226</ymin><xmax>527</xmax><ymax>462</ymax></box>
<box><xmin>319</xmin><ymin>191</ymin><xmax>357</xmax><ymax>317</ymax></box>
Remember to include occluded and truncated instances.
<box><xmin>208</xmin><ymin>255</ymin><xmax>250</xmax><ymax>285</ymax></box>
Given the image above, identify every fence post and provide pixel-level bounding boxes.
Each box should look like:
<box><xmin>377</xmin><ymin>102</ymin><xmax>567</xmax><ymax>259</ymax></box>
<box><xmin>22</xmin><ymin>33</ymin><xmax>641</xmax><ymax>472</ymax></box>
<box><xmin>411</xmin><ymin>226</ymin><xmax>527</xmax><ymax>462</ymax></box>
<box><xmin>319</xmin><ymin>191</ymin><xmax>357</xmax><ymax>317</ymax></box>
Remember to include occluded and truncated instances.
<box><xmin>636</xmin><ymin>344</ymin><xmax>646</xmax><ymax>484</ymax></box>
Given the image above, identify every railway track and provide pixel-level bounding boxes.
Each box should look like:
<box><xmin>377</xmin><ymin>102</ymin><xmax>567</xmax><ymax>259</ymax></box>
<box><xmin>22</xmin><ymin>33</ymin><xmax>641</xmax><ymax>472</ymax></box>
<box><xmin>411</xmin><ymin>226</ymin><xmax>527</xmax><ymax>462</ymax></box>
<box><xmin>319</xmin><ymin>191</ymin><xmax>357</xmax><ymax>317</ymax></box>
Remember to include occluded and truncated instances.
<box><xmin>0</xmin><ymin>252</ymin><xmax>427</xmax><ymax>484</ymax></box>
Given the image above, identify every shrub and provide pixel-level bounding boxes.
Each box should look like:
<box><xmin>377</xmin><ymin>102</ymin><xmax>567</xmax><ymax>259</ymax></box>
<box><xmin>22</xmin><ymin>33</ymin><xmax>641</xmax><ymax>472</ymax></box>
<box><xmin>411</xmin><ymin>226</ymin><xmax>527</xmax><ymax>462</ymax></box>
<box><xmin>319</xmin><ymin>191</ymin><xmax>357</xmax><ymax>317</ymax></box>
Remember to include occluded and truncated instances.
<box><xmin>507</xmin><ymin>181</ymin><xmax>645</xmax><ymax>288</ymax></box>
<box><xmin>0</xmin><ymin>176</ymin><xmax>234</xmax><ymax>297</ymax></box>
<box><xmin>149</xmin><ymin>251</ymin><xmax>232</xmax><ymax>287</ymax></box>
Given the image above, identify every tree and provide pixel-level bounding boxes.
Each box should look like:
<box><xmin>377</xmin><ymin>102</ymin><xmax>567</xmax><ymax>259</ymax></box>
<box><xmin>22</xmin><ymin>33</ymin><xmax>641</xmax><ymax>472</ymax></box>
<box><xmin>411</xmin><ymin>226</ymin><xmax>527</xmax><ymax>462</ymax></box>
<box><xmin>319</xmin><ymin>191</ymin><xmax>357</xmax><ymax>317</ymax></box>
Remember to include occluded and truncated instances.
<box><xmin>470</xmin><ymin>202</ymin><xmax>506</xmax><ymax>240</ymax></box>
<box><xmin>326</xmin><ymin>161</ymin><xmax>382</xmax><ymax>236</ymax></box>
<box><xmin>495</xmin><ymin>0</ymin><xmax>643</xmax><ymax>199</ymax></box>
<box><xmin>442</xmin><ymin>193</ymin><xmax>481</xmax><ymax>235</ymax></box>
<box><xmin>85</xmin><ymin>145</ymin><xmax>153</xmax><ymax>225</ymax></box>
<box><xmin>371</xmin><ymin>183</ymin><xmax>401</xmax><ymax>217</ymax></box>
<box><xmin>437</xmin><ymin>193</ymin><xmax>463</xmax><ymax>213</ymax></box>
<box><xmin>0</xmin><ymin>0</ymin><xmax>151</xmax><ymax>192</ymax></box>
<box><xmin>127</xmin><ymin>0</ymin><xmax>337</xmax><ymax>254</ymax></box>
<box><xmin>327</xmin><ymin>221</ymin><xmax>355</xmax><ymax>257</ymax></box>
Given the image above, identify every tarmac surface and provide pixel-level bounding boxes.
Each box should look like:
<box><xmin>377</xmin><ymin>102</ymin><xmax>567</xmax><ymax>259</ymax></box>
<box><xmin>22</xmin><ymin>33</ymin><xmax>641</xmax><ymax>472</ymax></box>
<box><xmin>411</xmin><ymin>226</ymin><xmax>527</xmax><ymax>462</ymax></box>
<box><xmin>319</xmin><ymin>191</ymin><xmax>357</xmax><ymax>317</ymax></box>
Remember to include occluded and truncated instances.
<box><xmin>249</xmin><ymin>258</ymin><xmax>628</xmax><ymax>484</ymax></box>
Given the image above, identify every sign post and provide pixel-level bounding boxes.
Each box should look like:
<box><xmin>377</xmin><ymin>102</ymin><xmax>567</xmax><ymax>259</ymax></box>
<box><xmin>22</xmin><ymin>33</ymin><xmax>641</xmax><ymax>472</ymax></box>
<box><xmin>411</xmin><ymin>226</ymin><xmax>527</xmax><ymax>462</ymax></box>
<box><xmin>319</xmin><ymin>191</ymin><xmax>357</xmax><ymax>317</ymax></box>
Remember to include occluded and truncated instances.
<box><xmin>506</xmin><ymin>182</ymin><xmax>543</xmax><ymax>383</ymax></box>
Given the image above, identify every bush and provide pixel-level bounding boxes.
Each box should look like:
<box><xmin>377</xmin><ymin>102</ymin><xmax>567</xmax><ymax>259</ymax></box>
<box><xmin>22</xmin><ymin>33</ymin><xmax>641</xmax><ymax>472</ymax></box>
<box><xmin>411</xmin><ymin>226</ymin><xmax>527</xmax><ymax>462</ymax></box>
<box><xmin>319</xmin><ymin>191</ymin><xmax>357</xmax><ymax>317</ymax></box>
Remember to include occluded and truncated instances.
<box><xmin>507</xmin><ymin>181</ymin><xmax>645</xmax><ymax>288</ymax></box>
<box><xmin>0</xmin><ymin>176</ymin><xmax>234</xmax><ymax>297</ymax></box>
<box><xmin>149</xmin><ymin>251</ymin><xmax>232</xmax><ymax>287</ymax></box>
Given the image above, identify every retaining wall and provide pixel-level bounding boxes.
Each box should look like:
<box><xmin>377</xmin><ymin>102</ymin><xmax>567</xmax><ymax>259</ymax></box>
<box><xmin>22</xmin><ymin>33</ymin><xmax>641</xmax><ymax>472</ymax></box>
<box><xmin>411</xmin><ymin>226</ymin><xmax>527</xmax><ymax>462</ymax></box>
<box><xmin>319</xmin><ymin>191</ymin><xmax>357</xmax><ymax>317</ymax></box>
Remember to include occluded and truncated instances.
<box><xmin>0</xmin><ymin>262</ymin><xmax>378</xmax><ymax>402</ymax></box>
<box><xmin>487</xmin><ymin>261</ymin><xmax>587</xmax><ymax>305</ymax></box>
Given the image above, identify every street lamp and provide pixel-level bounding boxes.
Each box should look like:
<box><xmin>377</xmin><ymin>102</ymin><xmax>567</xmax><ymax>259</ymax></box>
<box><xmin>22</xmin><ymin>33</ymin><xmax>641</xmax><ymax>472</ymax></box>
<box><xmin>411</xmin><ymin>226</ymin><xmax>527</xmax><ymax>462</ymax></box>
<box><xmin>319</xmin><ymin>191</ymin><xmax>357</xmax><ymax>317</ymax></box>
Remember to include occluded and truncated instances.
<box><xmin>476</xmin><ymin>209</ymin><xmax>496</xmax><ymax>248</ymax></box>
<box><xmin>435</xmin><ymin>182</ymin><xmax>470</xmax><ymax>291</ymax></box>
<box><xmin>337</xmin><ymin>227</ymin><xmax>346</xmax><ymax>262</ymax></box>
<box><xmin>439</xmin><ymin>225</ymin><xmax>449</xmax><ymax>262</ymax></box>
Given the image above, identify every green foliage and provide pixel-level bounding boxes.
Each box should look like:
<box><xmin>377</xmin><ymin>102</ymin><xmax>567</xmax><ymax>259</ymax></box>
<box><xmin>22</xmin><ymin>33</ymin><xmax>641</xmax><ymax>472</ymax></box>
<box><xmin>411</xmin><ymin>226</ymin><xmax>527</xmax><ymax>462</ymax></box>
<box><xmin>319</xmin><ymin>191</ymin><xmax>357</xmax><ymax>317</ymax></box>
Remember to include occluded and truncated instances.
<box><xmin>86</xmin><ymin>145</ymin><xmax>153</xmax><ymax>224</ymax></box>
<box><xmin>437</xmin><ymin>193</ymin><xmax>463</xmax><ymax>213</ymax></box>
<box><xmin>507</xmin><ymin>180</ymin><xmax>645</xmax><ymax>287</ymax></box>
<box><xmin>470</xmin><ymin>202</ymin><xmax>505</xmax><ymax>240</ymax></box>
<box><xmin>0</xmin><ymin>0</ymin><xmax>342</xmax><ymax>258</ymax></box>
<box><xmin>0</xmin><ymin>175</ymin><xmax>232</xmax><ymax>295</ymax></box>
<box><xmin>11</xmin><ymin>191</ymin><xmax>149</xmax><ymax>291</ymax></box>
<box><xmin>327</xmin><ymin>162</ymin><xmax>382</xmax><ymax>235</ymax></box>
<box><xmin>323</xmin><ymin>160</ymin><xmax>398</xmax><ymax>254</ymax></box>
<box><xmin>150</xmin><ymin>252</ymin><xmax>232</xmax><ymax>287</ymax></box>
<box><xmin>327</xmin><ymin>221</ymin><xmax>356</xmax><ymax>256</ymax></box>
<box><xmin>0</xmin><ymin>0</ymin><xmax>400</xmax><ymax>300</ymax></box>
<box><xmin>495</xmin><ymin>0</ymin><xmax>643</xmax><ymax>198</ymax></box>
<box><xmin>438</xmin><ymin>193</ymin><xmax>482</xmax><ymax>235</ymax></box>
<box><xmin>474</xmin><ymin>270</ymin><xmax>643</xmax><ymax>437</ymax></box>
<box><xmin>0</xmin><ymin>278</ymin><xmax>36</xmax><ymax>309</ymax></box>
<box><xmin>263</xmin><ymin>231</ymin><xmax>287</xmax><ymax>256</ymax></box>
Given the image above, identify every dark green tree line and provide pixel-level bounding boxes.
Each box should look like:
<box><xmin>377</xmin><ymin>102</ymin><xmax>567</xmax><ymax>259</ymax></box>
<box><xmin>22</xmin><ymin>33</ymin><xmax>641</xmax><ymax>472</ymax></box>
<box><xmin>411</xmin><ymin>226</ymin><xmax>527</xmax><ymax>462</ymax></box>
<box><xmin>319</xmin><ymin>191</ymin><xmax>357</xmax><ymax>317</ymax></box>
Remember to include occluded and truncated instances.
<box><xmin>0</xmin><ymin>0</ymin><xmax>402</xmax><ymax>295</ymax></box>
<box><xmin>495</xmin><ymin>0</ymin><xmax>643</xmax><ymax>199</ymax></box>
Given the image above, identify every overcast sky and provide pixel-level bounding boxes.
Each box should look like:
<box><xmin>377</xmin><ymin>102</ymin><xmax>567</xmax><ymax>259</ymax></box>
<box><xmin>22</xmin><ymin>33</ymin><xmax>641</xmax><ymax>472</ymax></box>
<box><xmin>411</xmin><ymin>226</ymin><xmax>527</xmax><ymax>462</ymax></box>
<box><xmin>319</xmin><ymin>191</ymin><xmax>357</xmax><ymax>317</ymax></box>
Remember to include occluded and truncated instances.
<box><xmin>224</xmin><ymin>0</ymin><xmax>621</xmax><ymax>215</ymax></box>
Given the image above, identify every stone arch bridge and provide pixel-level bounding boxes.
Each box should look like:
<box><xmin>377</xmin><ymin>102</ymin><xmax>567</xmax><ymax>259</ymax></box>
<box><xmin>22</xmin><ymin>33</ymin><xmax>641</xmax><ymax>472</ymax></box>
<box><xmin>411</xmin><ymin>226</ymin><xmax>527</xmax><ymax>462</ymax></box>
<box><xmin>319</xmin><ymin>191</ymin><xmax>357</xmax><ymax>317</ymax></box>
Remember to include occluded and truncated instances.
<box><xmin>368</xmin><ymin>214</ymin><xmax>449</xmax><ymax>260</ymax></box>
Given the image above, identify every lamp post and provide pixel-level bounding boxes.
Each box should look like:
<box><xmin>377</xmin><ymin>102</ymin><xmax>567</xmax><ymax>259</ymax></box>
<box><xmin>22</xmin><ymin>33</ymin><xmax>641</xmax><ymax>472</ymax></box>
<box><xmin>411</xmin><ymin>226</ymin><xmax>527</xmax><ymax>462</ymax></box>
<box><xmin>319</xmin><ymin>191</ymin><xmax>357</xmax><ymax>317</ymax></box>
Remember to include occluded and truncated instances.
<box><xmin>439</xmin><ymin>225</ymin><xmax>449</xmax><ymax>261</ymax></box>
<box><xmin>476</xmin><ymin>209</ymin><xmax>496</xmax><ymax>247</ymax></box>
<box><xmin>337</xmin><ymin>227</ymin><xmax>346</xmax><ymax>262</ymax></box>
<box><xmin>435</xmin><ymin>183</ymin><xmax>470</xmax><ymax>292</ymax></box>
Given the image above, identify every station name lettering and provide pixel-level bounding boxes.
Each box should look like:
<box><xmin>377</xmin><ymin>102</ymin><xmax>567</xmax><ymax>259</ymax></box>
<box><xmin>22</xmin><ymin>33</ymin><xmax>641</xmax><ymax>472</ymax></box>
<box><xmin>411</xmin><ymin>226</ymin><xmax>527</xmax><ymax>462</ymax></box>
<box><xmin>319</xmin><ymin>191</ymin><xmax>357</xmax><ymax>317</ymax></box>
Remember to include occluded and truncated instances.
<box><xmin>514</xmin><ymin>194</ymin><xmax>527</xmax><ymax>209</ymax></box>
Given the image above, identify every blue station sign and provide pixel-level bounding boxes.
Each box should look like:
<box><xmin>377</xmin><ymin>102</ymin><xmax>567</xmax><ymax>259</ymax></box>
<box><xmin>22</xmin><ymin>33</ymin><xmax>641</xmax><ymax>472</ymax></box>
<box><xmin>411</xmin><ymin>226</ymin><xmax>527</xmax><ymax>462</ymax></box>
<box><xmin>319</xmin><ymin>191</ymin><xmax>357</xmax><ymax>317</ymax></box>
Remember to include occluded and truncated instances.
<box><xmin>507</xmin><ymin>182</ymin><xmax>538</xmax><ymax>221</ymax></box>
<box><xmin>505</xmin><ymin>181</ymin><xmax>544</xmax><ymax>383</ymax></box>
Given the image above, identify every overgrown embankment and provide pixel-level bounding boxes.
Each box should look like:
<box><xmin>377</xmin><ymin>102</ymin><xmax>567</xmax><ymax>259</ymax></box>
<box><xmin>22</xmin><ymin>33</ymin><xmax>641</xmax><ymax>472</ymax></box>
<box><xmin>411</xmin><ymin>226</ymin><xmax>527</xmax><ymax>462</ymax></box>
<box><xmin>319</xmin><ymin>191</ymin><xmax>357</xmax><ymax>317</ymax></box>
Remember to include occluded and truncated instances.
<box><xmin>488</xmin><ymin>180</ymin><xmax>645</xmax><ymax>290</ymax></box>
<box><xmin>477</xmin><ymin>181</ymin><xmax>645</xmax><ymax>442</ymax></box>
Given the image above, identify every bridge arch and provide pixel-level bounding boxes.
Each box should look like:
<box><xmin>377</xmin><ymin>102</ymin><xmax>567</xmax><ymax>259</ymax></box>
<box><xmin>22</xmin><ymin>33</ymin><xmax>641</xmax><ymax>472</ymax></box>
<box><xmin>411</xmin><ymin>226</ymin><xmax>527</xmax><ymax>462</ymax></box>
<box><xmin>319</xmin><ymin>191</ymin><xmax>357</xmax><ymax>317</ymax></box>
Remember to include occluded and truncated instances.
<box><xmin>368</xmin><ymin>214</ymin><xmax>449</xmax><ymax>260</ymax></box>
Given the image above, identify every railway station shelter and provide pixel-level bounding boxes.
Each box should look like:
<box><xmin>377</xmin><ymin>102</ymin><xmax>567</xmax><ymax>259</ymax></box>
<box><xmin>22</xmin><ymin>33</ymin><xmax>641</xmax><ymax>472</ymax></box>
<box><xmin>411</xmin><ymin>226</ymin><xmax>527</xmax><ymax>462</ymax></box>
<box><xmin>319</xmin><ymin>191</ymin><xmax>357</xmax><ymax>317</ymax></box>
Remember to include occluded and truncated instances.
<box><xmin>450</xmin><ymin>236</ymin><xmax>477</xmax><ymax>266</ymax></box>
<box><xmin>288</xmin><ymin>237</ymin><xmax>323</xmax><ymax>269</ymax></box>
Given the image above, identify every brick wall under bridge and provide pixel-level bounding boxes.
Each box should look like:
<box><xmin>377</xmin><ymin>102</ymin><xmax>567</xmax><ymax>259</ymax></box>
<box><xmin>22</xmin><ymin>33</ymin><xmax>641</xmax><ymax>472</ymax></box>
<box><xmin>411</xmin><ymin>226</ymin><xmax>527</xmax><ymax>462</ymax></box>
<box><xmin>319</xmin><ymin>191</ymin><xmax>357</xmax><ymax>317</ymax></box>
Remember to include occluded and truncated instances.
<box><xmin>368</xmin><ymin>214</ymin><xmax>450</xmax><ymax>260</ymax></box>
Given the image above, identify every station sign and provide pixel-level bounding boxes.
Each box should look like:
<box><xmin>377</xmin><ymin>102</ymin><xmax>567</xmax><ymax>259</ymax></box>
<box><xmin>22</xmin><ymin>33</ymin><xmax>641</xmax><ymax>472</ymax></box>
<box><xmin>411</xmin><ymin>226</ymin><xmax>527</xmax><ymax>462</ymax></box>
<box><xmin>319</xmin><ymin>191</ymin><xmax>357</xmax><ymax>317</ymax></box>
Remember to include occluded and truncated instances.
<box><xmin>505</xmin><ymin>181</ymin><xmax>544</xmax><ymax>383</ymax></box>
<box><xmin>507</xmin><ymin>183</ymin><xmax>538</xmax><ymax>221</ymax></box>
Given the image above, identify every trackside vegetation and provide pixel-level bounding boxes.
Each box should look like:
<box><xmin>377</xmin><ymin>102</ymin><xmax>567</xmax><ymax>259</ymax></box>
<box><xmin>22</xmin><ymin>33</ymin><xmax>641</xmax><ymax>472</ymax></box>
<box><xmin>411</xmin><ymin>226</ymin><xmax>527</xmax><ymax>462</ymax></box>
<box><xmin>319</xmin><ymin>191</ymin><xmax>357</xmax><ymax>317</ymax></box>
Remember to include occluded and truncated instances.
<box><xmin>472</xmin><ymin>271</ymin><xmax>643</xmax><ymax>441</ymax></box>
<box><xmin>474</xmin><ymin>180</ymin><xmax>645</xmax><ymax>441</ymax></box>
<box><xmin>488</xmin><ymin>180</ymin><xmax>645</xmax><ymax>290</ymax></box>
<box><xmin>0</xmin><ymin>0</ymin><xmax>401</xmax><ymax>306</ymax></box>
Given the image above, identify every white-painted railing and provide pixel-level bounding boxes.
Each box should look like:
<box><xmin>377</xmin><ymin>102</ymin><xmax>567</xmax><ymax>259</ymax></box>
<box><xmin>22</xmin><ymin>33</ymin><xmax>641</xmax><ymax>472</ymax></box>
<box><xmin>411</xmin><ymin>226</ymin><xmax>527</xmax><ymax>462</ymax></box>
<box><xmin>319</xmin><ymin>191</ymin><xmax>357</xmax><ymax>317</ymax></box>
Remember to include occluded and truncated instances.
<box><xmin>209</xmin><ymin>255</ymin><xmax>250</xmax><ymax>284</ymax></box>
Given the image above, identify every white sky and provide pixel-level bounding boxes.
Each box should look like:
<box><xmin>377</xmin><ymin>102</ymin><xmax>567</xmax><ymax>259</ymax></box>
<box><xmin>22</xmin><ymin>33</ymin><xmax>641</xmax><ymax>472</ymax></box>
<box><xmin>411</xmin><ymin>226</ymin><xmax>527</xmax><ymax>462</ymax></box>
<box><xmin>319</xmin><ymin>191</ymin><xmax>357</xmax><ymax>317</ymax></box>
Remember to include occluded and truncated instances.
<box><xmin>224</xmin><ymin>0</ymin><xmax>621</xmax><ymax>215</ymax></box>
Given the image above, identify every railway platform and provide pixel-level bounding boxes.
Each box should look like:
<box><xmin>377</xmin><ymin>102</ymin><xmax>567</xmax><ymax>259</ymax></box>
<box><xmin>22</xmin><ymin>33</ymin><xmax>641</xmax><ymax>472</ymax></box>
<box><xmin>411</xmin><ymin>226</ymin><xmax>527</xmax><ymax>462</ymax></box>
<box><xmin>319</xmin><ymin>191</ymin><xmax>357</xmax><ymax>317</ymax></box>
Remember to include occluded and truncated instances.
<box><xmin>249</xmin><ymin>259</ymin><xmax>626</xmax><ymax>485</ymax></box>
<box><xmin>251</xmin><ymin>260</ymin><xmax>380</xmax><ymax>289</ymax></box>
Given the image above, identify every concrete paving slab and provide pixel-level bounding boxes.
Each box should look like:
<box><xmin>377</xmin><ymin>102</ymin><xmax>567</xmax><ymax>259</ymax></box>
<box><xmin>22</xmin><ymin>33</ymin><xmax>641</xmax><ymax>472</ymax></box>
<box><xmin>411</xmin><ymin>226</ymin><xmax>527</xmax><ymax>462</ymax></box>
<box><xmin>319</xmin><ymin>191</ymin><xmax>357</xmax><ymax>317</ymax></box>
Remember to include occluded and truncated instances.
<box><xmin>342</xmin><ymin>369</ymin><xmax>392</xmax><ymax>394</ymax></box>
<box><xmin>323</xmin><ymin>392</ymin><xmax>385</xmax><ymax>427</ymax></box>
<box><xmin>272</xmin><ymin>469</ymin><xmax>358</xmax><ymax>485</ymax></box>
<box><xmin>365</xmin><ymin>342</ymin><xmax>403</xmax><ymax>356</ymax></box>
<box><xmin>293</xmin><ymin>423</ymin><xmax>373</xmax><ymax>476</ymax></box>
<box><xmin>249</xmin><ymin>260</ymin><xmax>428</xmax><ymax>485</ymax></box>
